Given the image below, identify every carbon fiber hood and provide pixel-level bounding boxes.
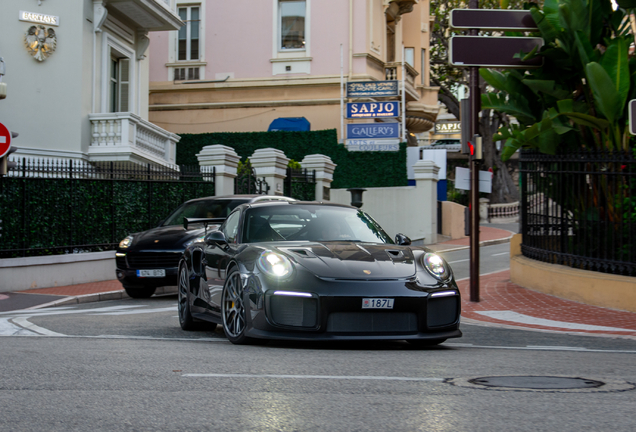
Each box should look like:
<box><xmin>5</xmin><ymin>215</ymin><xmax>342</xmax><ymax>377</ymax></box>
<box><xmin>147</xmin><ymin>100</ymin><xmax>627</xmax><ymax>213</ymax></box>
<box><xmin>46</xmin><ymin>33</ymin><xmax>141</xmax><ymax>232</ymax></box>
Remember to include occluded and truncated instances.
<box><xmin>278</xmin><ymin>242</ymin><xmax>417</xmax><ymax>279</ymax></box>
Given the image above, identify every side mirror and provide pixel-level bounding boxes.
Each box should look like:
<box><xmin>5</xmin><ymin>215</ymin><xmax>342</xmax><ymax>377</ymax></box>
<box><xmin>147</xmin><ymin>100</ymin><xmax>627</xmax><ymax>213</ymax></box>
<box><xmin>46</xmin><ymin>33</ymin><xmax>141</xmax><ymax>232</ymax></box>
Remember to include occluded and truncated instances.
<box><xmin>205</xmin><ymin>230</ymin><xmax>227</xmax><ymax>246</ymax></box>
<box><xmin>394</xmin><ymin>233</ymin><xmax>411</xmax><ymax>246</ymax></box>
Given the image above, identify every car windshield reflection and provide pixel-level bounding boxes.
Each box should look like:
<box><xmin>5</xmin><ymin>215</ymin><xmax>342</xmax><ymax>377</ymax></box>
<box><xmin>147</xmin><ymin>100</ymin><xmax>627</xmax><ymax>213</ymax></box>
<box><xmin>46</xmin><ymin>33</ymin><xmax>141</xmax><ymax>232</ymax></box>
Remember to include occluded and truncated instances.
<box><xmin>243</xmin><ymin>205</ymin><xmax>393</xmax><ymax>244</ymax></box>
<box><xmin>162</xmin><ymin>199</ymin><xmax>247</xmax><ymax>226</ymax></box>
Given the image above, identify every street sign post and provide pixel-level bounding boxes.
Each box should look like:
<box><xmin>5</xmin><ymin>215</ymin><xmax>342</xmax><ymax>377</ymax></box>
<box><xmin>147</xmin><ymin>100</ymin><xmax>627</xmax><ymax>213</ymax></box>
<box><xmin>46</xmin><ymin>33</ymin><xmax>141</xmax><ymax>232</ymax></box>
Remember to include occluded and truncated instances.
<box><xmin>450</xmin><ymin>36</ymin><xmax>544</xmax><ymax>68</ymax></box>
<box><xmin>0</xmin><ymin>122</ymin><xmax>12</xmax><ymax>157</ymax></box>
<box><xmin>629</xmin><ymin>100</ymin><xmax>636</xmax><ymax>135</ymax></box>
<box><xmin>450</xmin><ymin>9</ymin><xmax>538</xmax><ymax>31</ymax></box>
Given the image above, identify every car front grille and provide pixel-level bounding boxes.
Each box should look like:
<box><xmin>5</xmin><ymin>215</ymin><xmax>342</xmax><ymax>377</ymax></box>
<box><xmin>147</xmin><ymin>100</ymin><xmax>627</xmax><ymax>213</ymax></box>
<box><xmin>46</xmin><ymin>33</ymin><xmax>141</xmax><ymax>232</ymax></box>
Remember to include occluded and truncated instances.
<box><xmin>269</xmin><ymin>296</ymin><xmax>318</xmax><ymax>328</ymax></box>
<box><xmin>327</xmin><ymin>312</ymin><xmax>418</xmax><ymax>333</ymax></box>
<box><xmin>123</xmin><ymin>252</ymin><xmax>181</xmax><ymax>269</ymax></box>
<box><xmin>427</xmin><ymin>296</ymin><xmax>459</xmax><ymax>328</ymax></box>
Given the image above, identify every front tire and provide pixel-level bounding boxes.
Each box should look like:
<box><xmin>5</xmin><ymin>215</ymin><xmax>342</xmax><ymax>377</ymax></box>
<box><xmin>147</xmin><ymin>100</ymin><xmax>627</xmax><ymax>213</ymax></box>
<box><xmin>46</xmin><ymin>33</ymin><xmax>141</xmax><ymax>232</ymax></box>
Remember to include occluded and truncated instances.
<box><xmin>124</xmin><ymin>286</ymin><xmax>156</xmax><ymax>299</ymax></box>
<box><xmin>178</xmin><ymin>265</ymin><xmax>201</xmax><ymax>331</ymax></box>
<box><xmin>222</xmin><ymin>268</ymin><xmax>258</xmax><ymax>345</ymax></box>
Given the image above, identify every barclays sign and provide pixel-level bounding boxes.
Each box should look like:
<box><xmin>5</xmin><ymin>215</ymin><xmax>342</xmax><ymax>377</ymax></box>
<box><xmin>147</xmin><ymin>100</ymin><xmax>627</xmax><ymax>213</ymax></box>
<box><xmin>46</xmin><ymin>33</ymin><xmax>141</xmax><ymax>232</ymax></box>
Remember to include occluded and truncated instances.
<box><xmin>347</xmin><ymin>123</ymin><xmax>399</xmax><ymax>139</ymax></box>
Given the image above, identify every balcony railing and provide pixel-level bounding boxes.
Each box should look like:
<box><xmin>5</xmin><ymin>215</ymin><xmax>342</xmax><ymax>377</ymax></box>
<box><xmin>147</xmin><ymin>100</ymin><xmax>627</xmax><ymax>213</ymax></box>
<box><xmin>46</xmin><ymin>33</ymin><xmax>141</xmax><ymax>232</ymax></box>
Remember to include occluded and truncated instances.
<box><xmin>88</xmin><ymin>112</ymin><xmax>180</xmax><ymax>167</ymax></box>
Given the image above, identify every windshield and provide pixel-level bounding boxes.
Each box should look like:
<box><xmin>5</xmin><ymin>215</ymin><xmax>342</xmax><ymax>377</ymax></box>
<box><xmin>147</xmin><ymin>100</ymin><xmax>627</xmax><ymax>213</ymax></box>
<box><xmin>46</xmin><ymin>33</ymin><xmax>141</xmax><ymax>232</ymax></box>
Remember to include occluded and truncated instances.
<box><xmin>162</xmin><ymin>199</ymin><xmax>247</xmax><ymax>226</ymax></box>
<box><xmin>242</xmin><ymin>204</ymin><xmax>393</xmax><ymax>244</ymax></box>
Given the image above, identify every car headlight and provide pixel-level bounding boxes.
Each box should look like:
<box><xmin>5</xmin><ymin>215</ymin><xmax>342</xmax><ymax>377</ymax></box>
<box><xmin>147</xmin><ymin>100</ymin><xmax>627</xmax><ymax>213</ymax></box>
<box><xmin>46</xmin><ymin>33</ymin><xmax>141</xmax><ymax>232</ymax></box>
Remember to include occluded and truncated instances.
<box><xmin>184</xmin><ymin>235</ymin><xmax>205</xmax><ymax>248</ymax></box>
<box><xmin>422</xmin><ymin>253</ymin><xmax>451</xmax><ymax>281</ymax></box>
<box><xmin>257</xmin><ymin>251</ymin><xmax>293</xmax><ymax>279</ymax></box>
<box><xmin>119</xmin><ymin>235</ymin><xmax>134</xmax><ymax>249</ymax></box>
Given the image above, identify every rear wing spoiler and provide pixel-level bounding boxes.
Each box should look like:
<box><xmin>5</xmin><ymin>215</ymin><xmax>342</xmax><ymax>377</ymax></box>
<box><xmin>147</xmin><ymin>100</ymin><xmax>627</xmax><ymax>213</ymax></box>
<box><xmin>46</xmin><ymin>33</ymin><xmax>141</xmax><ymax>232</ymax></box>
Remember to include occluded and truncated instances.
<box><xmin>183</xmin><ymin>217</ymin><xmax>225</xmax><ymax>231</ymax></box>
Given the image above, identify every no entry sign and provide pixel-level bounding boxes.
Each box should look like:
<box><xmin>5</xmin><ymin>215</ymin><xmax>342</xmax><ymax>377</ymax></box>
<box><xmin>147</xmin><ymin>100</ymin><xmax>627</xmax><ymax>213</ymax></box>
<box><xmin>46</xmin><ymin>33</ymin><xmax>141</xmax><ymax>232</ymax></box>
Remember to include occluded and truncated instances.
<box><xmin>0</xmin><ymin>122</ymin><xmax>12</xmax><ymax>158</ymax></box>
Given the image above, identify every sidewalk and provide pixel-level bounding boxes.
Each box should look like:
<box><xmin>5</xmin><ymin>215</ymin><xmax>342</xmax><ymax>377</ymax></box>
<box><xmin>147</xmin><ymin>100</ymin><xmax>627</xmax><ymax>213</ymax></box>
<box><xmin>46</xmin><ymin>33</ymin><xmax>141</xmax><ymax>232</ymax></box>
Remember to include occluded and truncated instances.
<box><xmin>2</xmin><ymin>226</ymin><xmax>636</xmax><ymax>339</ymax></box>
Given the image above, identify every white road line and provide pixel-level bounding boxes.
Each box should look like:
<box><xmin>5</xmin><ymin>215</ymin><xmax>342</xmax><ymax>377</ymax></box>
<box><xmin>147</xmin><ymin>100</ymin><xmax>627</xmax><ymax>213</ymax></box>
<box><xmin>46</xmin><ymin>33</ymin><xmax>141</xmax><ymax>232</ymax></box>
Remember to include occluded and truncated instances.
<box><xmin>1</xmin><ymin>305</ymin><xmax>144</xmax><ymax>317</ymax></box>
<box><xmin>0</xmin><ymin>306</ymin><xmax>78</xmax><ymax>316</ymax></box>
<box><xmin>446</xmin><ymin>343</ymin><xmax>636</xmax><ymax>354</ymax></box>
<box><xmin>475</xmin><ymin>311</ymin><xmax>636</xmax><ymax>332</ymax></box>
<box><xmin>92</xmin><ymin>306</ymin><xmax>176</xmax><ymax>316</ymax></box>
<box><xmin>11</xmin><ymin>317</ymin><xmax>65</xmax><ymax>336</ymax></box>
<box><xmin>491</xmin><ymin>252</ymin><xmax>509</xmax><ymax>256</ymax></box>
<box><xmin>448</xmin><ymin>259</ymin><xmax>469</xmax><ymax>264</ymax></box>
<box><xmin>0</xmin><ymin>318</ymin><xmax>35</xmax><ymax>336</ymax></box>
<box><xmin>182</xmin><ymin>373</ymin><xmax>445</xmax><ymax>382</ymax></box>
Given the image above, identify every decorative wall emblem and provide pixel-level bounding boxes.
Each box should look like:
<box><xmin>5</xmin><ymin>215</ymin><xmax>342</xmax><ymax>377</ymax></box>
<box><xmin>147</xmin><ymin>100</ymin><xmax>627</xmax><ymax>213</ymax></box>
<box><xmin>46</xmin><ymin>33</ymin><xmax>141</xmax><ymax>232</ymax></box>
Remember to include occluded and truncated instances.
<box><xmin>24</xmin><ymin>25</ymin><xmax>56</xmax><ymax>62</ymax></box>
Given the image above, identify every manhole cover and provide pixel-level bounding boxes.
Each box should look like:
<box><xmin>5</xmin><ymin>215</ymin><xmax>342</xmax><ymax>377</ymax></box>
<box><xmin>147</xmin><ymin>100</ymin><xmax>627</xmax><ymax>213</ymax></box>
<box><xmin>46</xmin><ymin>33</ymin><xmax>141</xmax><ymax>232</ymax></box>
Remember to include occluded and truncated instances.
<box><xmin>469</xmin><ymin>376</ymin><xmax>603</xmax><ymax>390</ymax></box>
<box><xmin>447</xmin><ymin>376</ymin><xmax>636</xmax><ymax>393</ymax></box>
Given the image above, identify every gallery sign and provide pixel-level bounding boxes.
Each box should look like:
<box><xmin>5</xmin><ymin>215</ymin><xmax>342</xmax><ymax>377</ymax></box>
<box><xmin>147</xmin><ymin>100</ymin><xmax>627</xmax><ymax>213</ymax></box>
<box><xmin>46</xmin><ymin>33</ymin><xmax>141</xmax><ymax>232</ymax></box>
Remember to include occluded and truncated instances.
<box><xmin>346</xmin><ymin>139</ymin><xmax>400</xmax><ymax>152</ymax></box>
<box><xmin>20</xmin><ymin>11</ymin><xmax>60</xmax><ymax>26</ymax></box>
<box><xmin>347</xmin><ymin>123</ymin><xmax>399</xmax><ymax>139</ymax></box>
<box><xmin>346</xmin><ymin>80</ymin><xmax>399</xmax><ymax>98</ymax></box>
<box><xmin>346</xmin><ymin>102</ymin><xmax>399</xmax><ymax>119</ymax></box>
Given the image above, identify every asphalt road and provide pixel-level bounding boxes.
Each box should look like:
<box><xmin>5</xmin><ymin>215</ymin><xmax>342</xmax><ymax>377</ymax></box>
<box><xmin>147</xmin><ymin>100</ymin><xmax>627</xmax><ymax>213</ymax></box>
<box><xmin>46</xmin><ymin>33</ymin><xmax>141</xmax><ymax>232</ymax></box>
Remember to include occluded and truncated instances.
<box><xmin>1</xmin><ymin>242</ymin><xmax>635</xmax><ymax>431</ymax></box>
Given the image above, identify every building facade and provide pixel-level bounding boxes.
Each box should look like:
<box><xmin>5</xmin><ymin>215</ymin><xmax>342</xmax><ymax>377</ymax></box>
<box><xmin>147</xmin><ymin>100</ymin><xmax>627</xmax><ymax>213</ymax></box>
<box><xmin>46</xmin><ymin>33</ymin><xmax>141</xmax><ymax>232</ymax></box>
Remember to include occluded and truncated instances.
<box><xmin>0</xmin><ymin>0</ymin><xmax>182</xmax><ymax>167</ymax></box>
<box><xmin>147</xmin><ymin>0</ymin><xmax>440</xmax><ymax>141</ymax></box>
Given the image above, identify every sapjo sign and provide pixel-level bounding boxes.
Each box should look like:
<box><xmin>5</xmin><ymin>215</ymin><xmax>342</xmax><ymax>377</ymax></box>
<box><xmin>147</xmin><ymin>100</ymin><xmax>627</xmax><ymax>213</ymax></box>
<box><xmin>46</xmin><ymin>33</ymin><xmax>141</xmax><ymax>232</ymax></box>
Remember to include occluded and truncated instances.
<box><xmin>346</xmin><ymin>102</ymin><xmax>399</xmax><ymax>119</ymax></box>
<box><xmin>347</xmin><ymin>122</ymin><xmax>399</xmax><ymax>139</ymax></box>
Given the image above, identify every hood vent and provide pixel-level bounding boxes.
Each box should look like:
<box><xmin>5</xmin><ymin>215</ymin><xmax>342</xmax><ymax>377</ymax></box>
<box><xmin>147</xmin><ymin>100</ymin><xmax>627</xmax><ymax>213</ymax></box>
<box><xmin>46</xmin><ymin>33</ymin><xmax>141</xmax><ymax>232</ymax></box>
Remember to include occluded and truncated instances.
<box><xmin>386</xmin><ymin>250</ymin><xmax>404</xmax><ymax>259</ymax></box>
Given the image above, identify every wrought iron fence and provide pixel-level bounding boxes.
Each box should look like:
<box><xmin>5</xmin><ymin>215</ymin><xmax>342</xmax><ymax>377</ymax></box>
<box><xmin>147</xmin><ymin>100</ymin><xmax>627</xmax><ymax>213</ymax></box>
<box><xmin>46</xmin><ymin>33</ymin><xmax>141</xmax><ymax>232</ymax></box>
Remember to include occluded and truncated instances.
<box><xmin>284</xmin><ymin>168</ymin><xmax>316</xmax><ymax>201</ymax></box>
<box><xmin>0</xmin><ymin>158</ymin><xmax>215</xmax><ymax>258</ymax></box>
<box><xmin>234</xmin><ymin>165</ymin><xmax>269</xmax><ymax>195</ymax></box>
<box><xmin>519</xmin><ymin>149</ymin><xmax>635</xmax><ymax>276</ymax></box>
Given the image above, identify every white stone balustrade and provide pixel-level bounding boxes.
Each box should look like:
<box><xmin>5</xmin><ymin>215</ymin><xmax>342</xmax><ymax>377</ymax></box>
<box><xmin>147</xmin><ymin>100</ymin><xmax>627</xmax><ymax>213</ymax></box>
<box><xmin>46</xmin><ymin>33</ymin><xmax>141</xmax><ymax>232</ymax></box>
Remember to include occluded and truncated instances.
<box><xmin>88</xmin><ymin>112</ymin><xmax>179</xmax><ymax>167</ymax></box>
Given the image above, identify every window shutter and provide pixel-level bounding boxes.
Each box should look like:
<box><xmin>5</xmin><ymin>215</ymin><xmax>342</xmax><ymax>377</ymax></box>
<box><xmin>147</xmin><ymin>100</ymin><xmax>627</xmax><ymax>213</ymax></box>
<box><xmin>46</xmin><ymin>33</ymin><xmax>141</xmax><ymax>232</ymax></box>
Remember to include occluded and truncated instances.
<box><xmin>119</xmin><ymin>59</ymin><xmax>130</xmax><ymax>112</ymax></box>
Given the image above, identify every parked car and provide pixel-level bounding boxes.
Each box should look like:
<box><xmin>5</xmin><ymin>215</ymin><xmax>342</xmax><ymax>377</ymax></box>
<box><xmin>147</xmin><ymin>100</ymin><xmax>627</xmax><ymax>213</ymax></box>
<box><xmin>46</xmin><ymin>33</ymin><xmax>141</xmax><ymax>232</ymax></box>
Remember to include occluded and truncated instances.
<box><xmin>431</xmin><ymin>138</ymin><xmax>461</xmax><ymax>151</ymax></box>
<box><xmin>116</xmin><ymin>195</ymin><xmax>296</xmax><ymax>298</ymax></box>
<box><xmin>178</xmin><ymin>201</ymin><xmax>462</xmax><ymax>346</ymax></box>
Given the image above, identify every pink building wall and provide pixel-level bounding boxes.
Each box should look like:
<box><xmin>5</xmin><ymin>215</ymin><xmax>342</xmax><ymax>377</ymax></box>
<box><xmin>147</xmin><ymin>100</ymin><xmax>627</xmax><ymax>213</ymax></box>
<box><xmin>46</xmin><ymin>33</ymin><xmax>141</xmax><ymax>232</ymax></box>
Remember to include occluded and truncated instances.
<box><xmin>149</xmin><ymin>0</ymin><xmax>358</xmax><ymax>82</ymax></box>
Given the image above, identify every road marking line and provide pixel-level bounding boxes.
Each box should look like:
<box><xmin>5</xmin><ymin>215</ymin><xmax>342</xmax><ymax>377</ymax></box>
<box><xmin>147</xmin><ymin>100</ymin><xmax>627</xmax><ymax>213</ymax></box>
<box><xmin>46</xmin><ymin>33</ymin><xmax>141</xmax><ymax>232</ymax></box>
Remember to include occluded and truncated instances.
<box><xmin>448</xmin><ymin>259</ymin><xmax>469</xmax><ymax>264</ymax></box>
<box><xmin>92</xmin><ymin>306</ymin><xmax>176</xmax><ymax>315</ymax></box>
<box><xmin>475</xmin><ymin>311</ymin><xmax>635</xmax><ymax>332</ymax></box>
<box><xmin>182</xmin><ymin>373</ymin><xmax>445</xmax><ymax>382</ymax></box>
<box><xmin>491</xmin><ymin>252</ymin><xmax>509</xmax><ymax>256</ymax></box>
<box><xmin>11</xmin><ymin>317</ymin><xmax>65</xmax><ymax>336</ymax></box>
<box><xmin>446</xmin><ymin>343</ymin><xmax>636</xmax><ymax>353</ymax></box>
<box><xmin>0</xmin><ymin>318</ymin><xmax>35</xmax><ymax>336</ymax></box>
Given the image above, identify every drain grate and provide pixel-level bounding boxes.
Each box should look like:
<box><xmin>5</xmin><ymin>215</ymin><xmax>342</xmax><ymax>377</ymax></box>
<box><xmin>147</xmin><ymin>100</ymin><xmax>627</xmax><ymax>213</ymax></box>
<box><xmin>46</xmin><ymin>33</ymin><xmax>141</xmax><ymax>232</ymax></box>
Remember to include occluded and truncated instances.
<box><xmin>469</xmin><ymin>376</ymin><xmax>604</xmax><ymax>390</ymax></box>
<box><xmin>447</xmin><ymin>375</ymin><xmax>636</xmax><ymax>393</ymax></box>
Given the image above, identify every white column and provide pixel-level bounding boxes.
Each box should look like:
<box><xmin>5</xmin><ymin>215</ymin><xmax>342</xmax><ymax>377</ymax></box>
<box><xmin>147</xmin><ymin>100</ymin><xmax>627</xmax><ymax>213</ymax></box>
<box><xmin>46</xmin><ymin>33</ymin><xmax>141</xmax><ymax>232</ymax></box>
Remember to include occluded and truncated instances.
<box><xmin>196</xmin><ymin>145</ymin><xmax>240</xmax><ymax>196</ymax></box>
<box><xmin>249</xmin><ymin>148</ymin><xmax>290</xmax><ymax>196</ymax></box>
<box><xmin>413</xmin><ymin>160</ymin><xmax>440</xmax><ymax>244</ymax></box>
<box><xmin>301</xmin><ymin>154</ymin><xmax>337</xmax><ymax>201</ymax></box>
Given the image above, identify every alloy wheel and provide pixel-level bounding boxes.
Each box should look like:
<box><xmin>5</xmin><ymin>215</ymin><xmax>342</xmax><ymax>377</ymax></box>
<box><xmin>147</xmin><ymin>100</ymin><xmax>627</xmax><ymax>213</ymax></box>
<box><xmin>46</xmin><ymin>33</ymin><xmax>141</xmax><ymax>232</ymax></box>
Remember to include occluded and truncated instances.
<box><xmin>222</xmin><ymin>272</ymin><xmax>246</xmax><ymax>338</ymax></box>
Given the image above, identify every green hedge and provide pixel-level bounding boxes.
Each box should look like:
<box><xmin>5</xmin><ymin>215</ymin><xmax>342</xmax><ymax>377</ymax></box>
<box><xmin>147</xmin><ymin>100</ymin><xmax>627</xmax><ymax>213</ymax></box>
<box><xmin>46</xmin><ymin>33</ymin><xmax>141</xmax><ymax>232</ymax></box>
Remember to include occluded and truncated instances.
<box><xmin>176</xmin><ymin>129</ymin><xmax>408</xmax><ymax>189</ymax></box>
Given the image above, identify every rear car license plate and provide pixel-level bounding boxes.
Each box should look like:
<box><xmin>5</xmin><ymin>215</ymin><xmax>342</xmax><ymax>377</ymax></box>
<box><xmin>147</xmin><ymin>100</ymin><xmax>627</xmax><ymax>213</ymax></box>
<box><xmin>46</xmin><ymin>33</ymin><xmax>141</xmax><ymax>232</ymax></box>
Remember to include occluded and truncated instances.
<box><xmin>362</xmin><ymin>298</ymin><xmax>394</xmax><ymax>309</ymax></box>
<box><xmin>136</xmin><ymin>269</ymin><xmax>165</xmax><ymax>278</ymax></box>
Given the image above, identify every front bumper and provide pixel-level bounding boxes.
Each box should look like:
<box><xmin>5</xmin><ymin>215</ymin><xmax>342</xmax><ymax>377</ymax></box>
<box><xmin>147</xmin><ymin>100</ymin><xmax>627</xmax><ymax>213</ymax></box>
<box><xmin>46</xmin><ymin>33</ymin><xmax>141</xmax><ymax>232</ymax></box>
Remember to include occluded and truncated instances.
<box><xmin>115</xmin><ymin>250</ymin><xmax>181</xmax><ymax>288</ymax></box>
<box><xmin>244</xmin><ymin>275</ymin><xmax>461</xmax><ymax>341</ymax></box>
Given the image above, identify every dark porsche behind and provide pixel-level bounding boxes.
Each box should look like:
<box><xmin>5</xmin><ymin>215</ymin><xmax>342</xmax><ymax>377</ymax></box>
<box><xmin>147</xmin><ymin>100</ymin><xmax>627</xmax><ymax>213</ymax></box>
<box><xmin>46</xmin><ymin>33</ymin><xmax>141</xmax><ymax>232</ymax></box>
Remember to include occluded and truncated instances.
<box><xmin>115</xmin><ymin>195</ymin><xmax>294</xmax><ymax>298</ymax></box>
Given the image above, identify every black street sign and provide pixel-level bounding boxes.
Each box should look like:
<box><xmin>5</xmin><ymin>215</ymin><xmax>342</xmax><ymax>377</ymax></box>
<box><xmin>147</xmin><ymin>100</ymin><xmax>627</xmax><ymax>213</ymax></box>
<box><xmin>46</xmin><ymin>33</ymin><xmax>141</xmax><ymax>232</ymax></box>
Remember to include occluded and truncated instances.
<box><xmin>450</xmin><ymin>9</ymin><xmax>538</xmax><ymax>31</ymax></box>
<box><xmin>449</xmin><ymin>36</ymin><xmax>543</xmax><ymax>68</ymax></box>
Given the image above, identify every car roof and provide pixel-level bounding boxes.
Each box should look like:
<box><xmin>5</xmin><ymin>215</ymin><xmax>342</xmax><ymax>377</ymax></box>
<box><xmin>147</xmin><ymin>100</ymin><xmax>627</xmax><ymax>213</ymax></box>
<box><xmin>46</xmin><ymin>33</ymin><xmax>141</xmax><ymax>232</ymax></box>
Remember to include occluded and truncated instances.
<box><xmin>183</xmin><ymin>194</ymin><xmax>296</xmax><ymax>205</ymax></box>
<box><xmin>244</xmin><ymin>200</ymin><xmax>355</xmax><ymax>210</ymax></box>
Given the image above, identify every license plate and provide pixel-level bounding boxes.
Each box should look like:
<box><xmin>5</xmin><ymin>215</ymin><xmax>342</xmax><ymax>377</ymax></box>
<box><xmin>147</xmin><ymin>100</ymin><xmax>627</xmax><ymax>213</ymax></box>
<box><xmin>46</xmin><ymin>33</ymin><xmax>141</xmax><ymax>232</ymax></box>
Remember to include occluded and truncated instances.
<box><xmin>136</xmin><ymin>269</ymin><xmax>165</xmax><ymax>278</ymax></box>
<box><xmin>362</xmin><ymin>298</ymin><xmax>394</xmax><ymax>309</ymax></box>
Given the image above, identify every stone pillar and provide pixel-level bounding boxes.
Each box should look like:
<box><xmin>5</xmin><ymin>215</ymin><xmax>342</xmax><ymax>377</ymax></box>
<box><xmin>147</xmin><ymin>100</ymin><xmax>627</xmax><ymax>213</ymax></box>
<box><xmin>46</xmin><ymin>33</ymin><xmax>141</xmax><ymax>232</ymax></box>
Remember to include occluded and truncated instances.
<box><xmin>413</xmin><ymin>160</ymin><xmax>440</xmax><ymax>244</ymax></box>
<box><xmin>479</xmin><ymin>198</ymin><xmax>490</xmax><ymax>223</ymax></box>
<box><xmin>249</xmin><ymin>148</ymin><xmax>290</xmax><ymax>195</ymax></box>
<box><xmin>300</xmin><ymin>154</ymin><xmax>337</xmax><ymax>201</ymax></box>
<box><xmin>196</xmin><ymin>145</ymin><xmax>240</xmax><ymax>196</ymax></box>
